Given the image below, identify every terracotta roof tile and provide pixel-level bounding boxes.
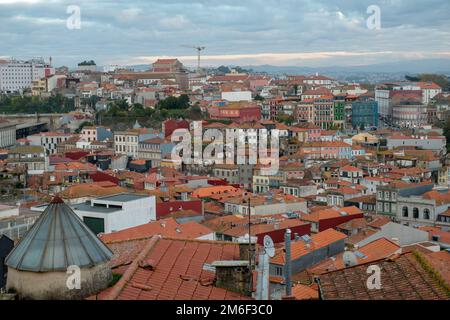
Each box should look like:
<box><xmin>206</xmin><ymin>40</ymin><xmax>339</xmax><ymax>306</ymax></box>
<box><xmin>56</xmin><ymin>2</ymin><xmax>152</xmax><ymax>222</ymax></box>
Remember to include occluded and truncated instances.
<box><xmin>100</xmin><ymin>237</ymin><xmax>250</xmax><ymax>300</ymax></box>
<box><xmin>310</xmin><ymin>238</ymin><xmax>401</xmax><ymax>275</ymax></box>
<box><xmin>100</xmin><ymin>218</ymin><xmax>213</xmax><ymax>243</ymax></box>
<box><xmin>271</xmin><ymin>229</ymin><xmax>347</xmax><ymax>265</ymax></box>
<box><xmin>301</xmin><ymin>206</ymin><xmax>363</xmax><ymax>223</ymax></box>
<box><xmin>292</xmin><ymin>284</ymin><xmax>319</xmax><ymax>300</ymax></box>
<box><xmin>318</xmin><ymin>253</ymin><xmax>450</xmax><ymax>300</ymax></box>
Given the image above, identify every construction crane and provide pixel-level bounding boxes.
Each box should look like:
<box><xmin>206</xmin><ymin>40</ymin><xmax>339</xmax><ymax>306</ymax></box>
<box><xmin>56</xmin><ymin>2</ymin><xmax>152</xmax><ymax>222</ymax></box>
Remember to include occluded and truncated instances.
<box><xmin>181</xmin><ymin>45</ymin><xmax>206</xmax><ymax>73</ymax></box>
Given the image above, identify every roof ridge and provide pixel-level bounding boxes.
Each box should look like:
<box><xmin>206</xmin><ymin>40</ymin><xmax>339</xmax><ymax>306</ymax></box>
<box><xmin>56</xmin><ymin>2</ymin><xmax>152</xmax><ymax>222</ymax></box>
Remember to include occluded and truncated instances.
<box><xmin>319</xmin><ymin>252</ymin><xmax>409</xmax><ymax>275</ymax></box>
<box><xmin>104</xmin><ymin>235</ymin><xmax>161</xmax><ymax>300</ymax></box>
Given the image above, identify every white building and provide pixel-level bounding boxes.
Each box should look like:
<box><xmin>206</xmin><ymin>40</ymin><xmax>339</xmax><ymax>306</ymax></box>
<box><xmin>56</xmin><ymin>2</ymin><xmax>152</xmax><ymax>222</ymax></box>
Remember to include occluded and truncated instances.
<box><xmin>0</xmin><ymin>204</ymin><xmax>19</xmax><ymax>219</ymax></box>
<box><xmin>81</xmin><ymin>127</ymin><xmax>97</xmax><ymax>142</ymax></box>
<box><xmin>0</xmin><ymin>59</ymin><xmax>54</xmax><ymax>92</ymax></box>
<box><xmin>28</xmin><ymin>132</ymin><xmax>74</xmax><ymax>155</ymax></box>
<box><xmin>303</xmin><ymin>74</ymin><xmax>333</xmax><ymax>89</ymax></box>
<box><xmin>114</xmin><ymin>131</ymin><xmax>140</xmax><ymax>158</ymax></box>
<box><xmin>416</xmin><ymin>82</ymin><xmax>442</xmax><ymax>105</ymax></box>
<box><xmin>375</xmin><ymin>89</ymin><xmax>391</xmax><ymax>118</ymax></box>
<box><xmin>0</xmin><ymin>122</ymin><xmax>16</xmax><ymax>148</ymax></box>
<box><xmin>72</xmin><ymin>194</ymin><xmax>156</xmax><ymax>234</ymax></box>
<box><xmin>221</xmin><ymin>91</ymin><xmax>252</xmax><ymax>102</ymax></box>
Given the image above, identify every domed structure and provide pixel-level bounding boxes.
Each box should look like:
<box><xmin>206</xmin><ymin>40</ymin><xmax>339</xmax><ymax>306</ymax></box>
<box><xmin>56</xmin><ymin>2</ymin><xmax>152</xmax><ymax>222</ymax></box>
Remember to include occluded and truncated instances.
<box><xmin>5</xmin><ymin>196</ymin><xmax>113</xmax><ymax>300</ymax></box>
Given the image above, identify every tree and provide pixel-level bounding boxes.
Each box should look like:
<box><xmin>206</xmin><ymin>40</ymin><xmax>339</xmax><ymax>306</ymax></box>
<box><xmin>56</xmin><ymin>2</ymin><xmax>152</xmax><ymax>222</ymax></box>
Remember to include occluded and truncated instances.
<box><xmin>360</xmin><ymin>123</ymin><xmax>366</xmax><ymax>131</ymax></box>
<box><xmin>186</xmin><ymin>105</ymin><xmax>203</xmax><ymax>120</ymax></box>
<box><xmin>217</xmin><ymin>66</ymin><xmax>230</xmax><ymax>74</ymax></box>
<box><xmin>405</xmin><ymin>74</ymin><xmax>450</xmax><ymax>90</ymax></box>
<box><xmin>443</xmin><ymin>117</ymin><xmax>450</xmax><ymax>152</ymax></box>
<box><xmin>405</xmin><ymin>75</ymin><xmax>421</xmax><ymax>82</ymax></box>
<box><xmin>254</xmin><ymin>94</ymin><xmax>265</xmax><ymax>101</ymax></box>
<box><xmin>156</xmin><ymin>95</ymin><xmax>190</xmax><ymax>110</ymax></box>
<box><xmin>277</xmin><ymin>112</ymin><xmax>294</xmax><ymax>125</ymax></box>
<box><xmin>76</xmin><ymin>121</ymin><xmax>94</xmax><ymax>133</ymax></box>
<box><xmin>0</xmin><ymin>94</ymin><xmax>75</xmax><ymax>114</ymax></box>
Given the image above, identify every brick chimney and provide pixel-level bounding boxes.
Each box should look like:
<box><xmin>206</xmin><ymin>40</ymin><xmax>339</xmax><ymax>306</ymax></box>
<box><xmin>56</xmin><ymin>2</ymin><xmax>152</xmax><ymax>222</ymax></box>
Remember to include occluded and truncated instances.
<box><xmin>212</xmin><ymin>261</ymin><xmax>252</xmax><ymax>296</ymax></box>
<box><xmin>237</xmin><ymin>236</ymin><xmax>256</xmax><ymax>261</ymax></box>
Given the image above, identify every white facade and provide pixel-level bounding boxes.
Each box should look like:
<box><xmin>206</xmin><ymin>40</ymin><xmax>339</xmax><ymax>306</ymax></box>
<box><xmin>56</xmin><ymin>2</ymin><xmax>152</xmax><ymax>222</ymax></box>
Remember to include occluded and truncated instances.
<box><xmin>73</xmin><ymin>194</ymin><xmax>156</xmax><ymax>234</ymax></box>
<box><xmin>221</xmin><ymin>91</ymin><xmax>252</xmax><ymax>102</ymax></box>
<box><xmin>28</xmin><ymin>133</ymin><xmax>73</xmax><ymax>155</ymax></box>
<box><xmin>0</xmin><ymin>59</ymin><xmax>53</xmax><ymax>92</ymax></box>
<box><xmin>114</xmin><ymin>132</ymin><xmax>139</xmax><ymax>158</ymax></box>
<box><xmin>0</xmin><ymin>122</ymin><xmax>16</xmax><ymax>148</ymax></box>
<box><xmin>0</xmin><ymin>205</ymin><xmax>19</xmax><ymax>219</ymax></box>
<box><xmin>375</xmin><ymin>89</ymin><xmax>391</xmax><ymax>118</ymax></box>
<box><xmin>81</xmin><ymin>127</ymin><xmax>97</xmax><ymax>142</ymax></box>
<box><xmin>224</xmin><ymin>200</ymin><xmax>307</xmax><ymax>216</ymax></box>
<box><xmin>422</xmin><ymin>88</ymin><xmax>441</xmax><ymax>105</ymax></box>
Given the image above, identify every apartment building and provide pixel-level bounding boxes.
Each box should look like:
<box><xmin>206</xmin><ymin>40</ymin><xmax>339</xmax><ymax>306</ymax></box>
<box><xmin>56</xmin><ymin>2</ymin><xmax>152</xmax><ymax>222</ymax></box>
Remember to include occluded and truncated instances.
<box><xmin>376</xmin><ymin>181</ymin><xmax>434</xmax><ymax>217</ymax></box>
<box><xmin>0</xmin><ymin>58</ymin><xmax>54</xmax><ymax>92</ymax></box>
<box><xmin>0</xmin><ymin>122</ymin><xmax>16</xmax><ymax>148</ymax></box>
<box><xmin>396</xmin><ymin>190</ymin><xmax>450</xmax><ymax>228</ymax></box>
<box><xmin>6</xmin><ymin>146</ymin><xmax>48</xmax><ymax>175</ymax></box>
<box><xmin>28</xmin><ymin>132</ymin><xmax>74</xmax><ymax>155</ymax></box>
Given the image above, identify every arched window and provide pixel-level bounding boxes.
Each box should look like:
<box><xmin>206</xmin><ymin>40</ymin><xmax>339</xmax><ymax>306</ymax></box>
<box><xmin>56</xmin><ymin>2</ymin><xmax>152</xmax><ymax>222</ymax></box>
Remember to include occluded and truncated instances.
<box><xmin>413</xmin><ymin>208</ymin><xmax>419</xmax><ymax>219</ymax></box>
<box><xmin>424</xmin><ymin>209</ymin><xmax>430</xmax><ymax>220</ymax></box>
<box><xmin>402</xmin><ymin>207</ymin><xmax>409</xmax><ymax>217</ymax></box>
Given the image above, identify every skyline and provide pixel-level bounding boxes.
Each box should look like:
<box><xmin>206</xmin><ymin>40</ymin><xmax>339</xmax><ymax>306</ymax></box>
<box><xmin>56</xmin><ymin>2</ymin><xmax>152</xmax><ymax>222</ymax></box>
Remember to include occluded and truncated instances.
<box><xmin>1</xmin><ymin>0</ymin><xmax>450</xmax><ymax>67</ymax></box>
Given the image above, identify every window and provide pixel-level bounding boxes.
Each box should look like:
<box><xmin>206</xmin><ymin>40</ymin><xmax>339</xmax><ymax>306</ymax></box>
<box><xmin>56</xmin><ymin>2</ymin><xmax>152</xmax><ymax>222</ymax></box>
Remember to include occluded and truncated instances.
<box><xmin>413</xmin><ymin>208</ymin><xmax>419</xmax><ymax>219</ymax></box>
<box><xmin>402</xmin><ymin>207</ymin><xmax>409</xmax><ymax>218</ymax></box>
<box><xmin>424</xmin><ymin>209</ymin><xmax>430</xmax><ymax>220</ymax></box>
<box><xmin>275</xmin><ymin>267</ymin><xmax>283</xmax><ymax>276</ymax></box>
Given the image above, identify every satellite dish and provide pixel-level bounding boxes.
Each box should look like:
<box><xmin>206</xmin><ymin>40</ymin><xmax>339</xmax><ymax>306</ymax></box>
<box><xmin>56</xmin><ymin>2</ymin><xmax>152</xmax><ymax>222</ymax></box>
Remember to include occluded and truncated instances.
<box><xmin>343</xmin><ymin>251</ymin><xmax>358</xmax><ymax>267</ymax></box>
<box><xmin>263</xmin><ymin>235</ymin><xmax>275</xmax><ymax>258</ymax></box>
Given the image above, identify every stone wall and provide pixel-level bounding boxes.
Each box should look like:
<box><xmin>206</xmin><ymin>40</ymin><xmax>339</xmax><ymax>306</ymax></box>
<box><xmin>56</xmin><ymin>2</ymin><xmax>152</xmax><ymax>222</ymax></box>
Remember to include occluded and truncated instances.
<box><xmin>6</xmin><ymin>263</ymin><xmax>112</xmax><ymax>300</ymax></box>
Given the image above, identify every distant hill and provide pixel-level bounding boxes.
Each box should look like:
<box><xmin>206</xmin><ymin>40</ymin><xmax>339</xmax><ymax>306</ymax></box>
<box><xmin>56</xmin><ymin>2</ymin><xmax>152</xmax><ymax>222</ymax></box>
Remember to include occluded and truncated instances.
<box><xmin>242</xmin><ymin>59</ymin><xmax>450</xmax><ymax>75</ymax></box>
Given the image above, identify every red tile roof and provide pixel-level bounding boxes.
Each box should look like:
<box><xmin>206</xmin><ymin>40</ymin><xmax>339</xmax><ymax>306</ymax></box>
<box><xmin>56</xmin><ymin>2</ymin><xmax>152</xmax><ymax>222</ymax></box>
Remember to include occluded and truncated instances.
<box><xmin>419</xmin><ymin>226</ymin><xmax>450</xmax><ymax>244</ymax></box>
<box><xmin>100</xmin><ymin>218</ymin><xmax>213</xmax><ymax>243</ymax></box>
<box><xmin>368</xmin><ymin>216</ymin><xmax>391</xmax><ymax>229</ymax></box>
<box><xmin>271</xmin><ymin>229</ymin><xmax>347</xmax><ymax>265</ymax></box>
<box><xmin>318</xmin><ymin>253</ymin><xmax>450</xmax><ymax>300</ymax></box>
<box><xmin>309</xmin><ymin>238</ymin><xmax>401</xmax><ymax>275</ymax></box>
<box><xmin>291</xmin><ymin>284</ymin><xmax>319</xmax><ymax>300</ymax></box>
<box><xmin>301</xmin><ymin>206</ymin><xmax>363</xmax><ymax>223</ymax></box>
<box><xmin>99</xmin><ymin>236</ymin><xmax>251</xmax><ymax>300</ymax></box>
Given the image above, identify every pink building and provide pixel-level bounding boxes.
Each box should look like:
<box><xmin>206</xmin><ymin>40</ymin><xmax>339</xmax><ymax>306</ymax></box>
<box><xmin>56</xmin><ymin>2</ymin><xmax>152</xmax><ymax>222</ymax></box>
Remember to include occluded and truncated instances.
<box><xmin>81</xmin><ymin>127</ymin><xmax>97</xmax><ymax>142</ymax></box>
<box><xmin>208</xmin><ymin>103</ymin><xmax>261</xmax><ymax>124</ymax></box>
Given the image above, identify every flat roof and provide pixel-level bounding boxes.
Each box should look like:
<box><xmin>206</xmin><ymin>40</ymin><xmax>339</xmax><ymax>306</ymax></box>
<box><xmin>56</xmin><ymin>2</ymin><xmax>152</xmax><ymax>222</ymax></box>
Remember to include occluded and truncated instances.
<box><xmin>72</xmin><ymin>202</ymin><xmax>122</xmax><ymax>214</ymax></box>
<box><xmin>15</xmin><ymin>122</ymin><xmax>47</xmax><ymax>129</ymax></box>
<box><xmin>95</xmin><ymin>193</ymin><xmax>150</xmax><ymax>203</ymax></box>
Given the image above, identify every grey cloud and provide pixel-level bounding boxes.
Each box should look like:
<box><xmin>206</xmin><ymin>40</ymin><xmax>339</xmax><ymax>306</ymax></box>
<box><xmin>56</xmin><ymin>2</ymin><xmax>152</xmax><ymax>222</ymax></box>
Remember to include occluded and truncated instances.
<box><xmin>0</xmin><ymin>0</ymin><xmax>448</xmax><ymax>66</ymax></box>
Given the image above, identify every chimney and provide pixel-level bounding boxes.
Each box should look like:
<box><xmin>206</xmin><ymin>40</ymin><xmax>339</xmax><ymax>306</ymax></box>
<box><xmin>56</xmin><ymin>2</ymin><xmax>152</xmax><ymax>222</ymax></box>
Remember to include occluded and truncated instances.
<box><xmin>212</xmin><ymin>261</ymin><xmax>252</xmax><ymax>296</ymax></box>
<box><xmin>284</xmin><ymin>229</ymin><xmax>292</xmax><ymax>297</ymax></box>
<box><xmin>238</xmin><ymin>235</ymin><xmax>256</xmax><ymax>261</ymax></box>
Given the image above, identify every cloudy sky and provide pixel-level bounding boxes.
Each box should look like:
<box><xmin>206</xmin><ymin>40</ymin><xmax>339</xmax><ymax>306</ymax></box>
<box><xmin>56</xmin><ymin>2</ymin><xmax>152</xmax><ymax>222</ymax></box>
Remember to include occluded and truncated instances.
<box><xmin>0</xmin><ymin>0</ymin><xmax>449</xmax><ymax>67</ymax></box>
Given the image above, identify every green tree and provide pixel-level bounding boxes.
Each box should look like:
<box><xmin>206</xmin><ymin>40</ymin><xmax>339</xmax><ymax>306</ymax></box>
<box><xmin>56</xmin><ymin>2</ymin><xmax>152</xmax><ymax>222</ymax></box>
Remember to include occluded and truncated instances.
<box><xmin>443</xmin><ymin>117</ymin><xmax>450</xmax><ymax>152</ymax></box>
<box><xmin>254</xmin><ymin>94</ymin><xmax>265</xmax><ymax>101</ymax></box>
<box><xmin>277</xmin><ymin>112</ymin><xmax>294</xmax><ymax>125</ymax></box>
<box><xmin>75</xmin><ymin>121</ymin><xmax>94</xmax><ymax>133</ymax></box>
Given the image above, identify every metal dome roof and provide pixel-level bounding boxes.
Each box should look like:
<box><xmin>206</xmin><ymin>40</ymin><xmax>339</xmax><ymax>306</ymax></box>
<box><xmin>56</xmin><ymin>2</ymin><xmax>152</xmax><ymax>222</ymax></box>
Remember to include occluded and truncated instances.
<box><xmin>5</xmin><ymin>196</ymin><xmax>113</xmax><ymax>272</ymax></box>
